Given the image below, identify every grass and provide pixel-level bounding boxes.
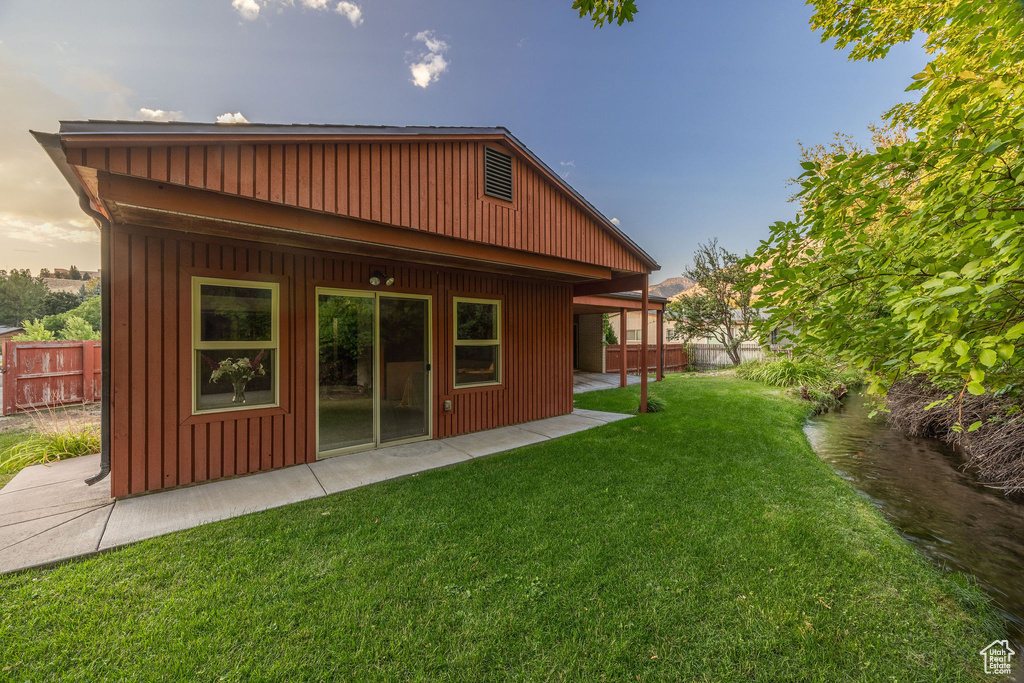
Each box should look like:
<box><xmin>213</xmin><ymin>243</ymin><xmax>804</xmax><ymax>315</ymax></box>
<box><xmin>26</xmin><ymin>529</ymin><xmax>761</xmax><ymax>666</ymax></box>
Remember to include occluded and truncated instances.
<box><xmin>0</xmin><ymin>406</ymin><xmax>102</xmax><ymax>484</ymax></box>
<box><xmin>0</xmin><ymin>427</ymin><xmax>100</xmax><ymax>475</ymax></box>
<box><xmin>0</xmin><ymin>429</ymin><xmax>33</xmax><ymax>489</ymax></box>
<box><xmin>0</xmin><ymin>376</ymin><xmax>1007</xmax><ymax>681</ymax></box>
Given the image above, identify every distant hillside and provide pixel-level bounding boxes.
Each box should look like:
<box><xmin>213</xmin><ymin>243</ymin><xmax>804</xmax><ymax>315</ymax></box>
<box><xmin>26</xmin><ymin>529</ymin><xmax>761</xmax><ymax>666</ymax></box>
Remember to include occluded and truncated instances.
<box><xmin>41</xmin><ymin>278</ymin><xmax>85</xmax><ymax>294</ymax></box>
<box><xmin>649</xmin><ymin>276</ymin><xmax>694</xmax><ymax>299</ymax></box>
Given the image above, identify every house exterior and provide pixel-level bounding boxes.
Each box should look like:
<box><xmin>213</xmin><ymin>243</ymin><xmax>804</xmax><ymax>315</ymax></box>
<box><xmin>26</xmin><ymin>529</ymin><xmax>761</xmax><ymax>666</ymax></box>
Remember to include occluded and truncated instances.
<box><xmin>606</xmin><ymin>307</ymin><xmax>673</xmax><ymax>346</ymax></box>
<box><xmin>36</xmin><ymin>121</ymin><xmax>659</xmax><ymax>497</ymax></box>
<box><xmin>575</xmin><ymin>293</ymin><xmax>668</xmax><ymax>373</ymax></box>
<box><xmin>0</xmin><ymin>327</ymin><xmax>25</xmax><ymax>345</ymax></box>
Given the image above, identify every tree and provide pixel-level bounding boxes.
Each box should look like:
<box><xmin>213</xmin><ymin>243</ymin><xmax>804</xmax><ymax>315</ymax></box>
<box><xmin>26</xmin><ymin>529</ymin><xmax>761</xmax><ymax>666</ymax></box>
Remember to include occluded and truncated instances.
<box><xmin>41</xmin><ymin>291</ymin><xmax>81</xmax><ymax>317</ymax></box>
<box><xmin>0</xmin><ymin>270</ymin><xmax>47</xmax><ymax>327</ymax></box>
<box><xmin>59</xmin><ymin>316</ymin><xmax>100</xmax><ymax>341</ymax></box>
<box><xmin>13</xmin><ymin>320</ymin><xmax>55</xmax><ymax>341</ymax></box>
<box><xmin>750</xmin><ymin>1</ymin><xmax>1024</xmax><ymax>399</ymax></box>
<box><xmin>602</xmin><ymin>313</ymin><xmax>617</xmax><ymax>345</ymax></box>
<box><xmin>572</xmin><ymin>0</ymin><xmax>637</xmax><ymax>27</ymax></box>
<box><xmin>38</xmin><ymin>268</ymin><xmax>51</xmax><ymax>279</ymax></box>
<box><xmin>69</xmin><ymin>265</ymin><xmax>82</xmax><ymax>280</ymax></box>
<box><xmin>667</xmin><ymin>239</ymin><xmax>757</xmax><ymax>366</ymax></box>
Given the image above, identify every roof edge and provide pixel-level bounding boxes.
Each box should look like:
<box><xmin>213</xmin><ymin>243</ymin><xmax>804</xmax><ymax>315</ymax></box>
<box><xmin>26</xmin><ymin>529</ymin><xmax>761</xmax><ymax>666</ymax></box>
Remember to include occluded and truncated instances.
<box><xmin>55</xmin><ymin>120</ymin><xmax>660</xmax><ymax>272</ymax></box>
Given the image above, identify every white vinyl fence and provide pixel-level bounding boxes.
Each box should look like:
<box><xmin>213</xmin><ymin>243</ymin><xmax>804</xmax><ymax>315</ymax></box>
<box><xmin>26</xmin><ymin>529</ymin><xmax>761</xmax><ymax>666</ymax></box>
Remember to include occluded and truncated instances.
<box><xmin>687</xmin><ymin>342</ymin><xmax>767</xmax><ymax>370</ymax></box>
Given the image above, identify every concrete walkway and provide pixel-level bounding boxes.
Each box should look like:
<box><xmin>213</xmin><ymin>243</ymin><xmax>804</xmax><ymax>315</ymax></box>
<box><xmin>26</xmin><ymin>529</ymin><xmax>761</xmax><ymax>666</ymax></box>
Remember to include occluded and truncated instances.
<box><xmin>0</xmin><ymin>408</ymin><xmax>631</xmax><ymax>574</ymax></box>
<box><xmin>573</xmin><ymin>371</ymin><xmax>642</xmax><ymax>394</ymax></box>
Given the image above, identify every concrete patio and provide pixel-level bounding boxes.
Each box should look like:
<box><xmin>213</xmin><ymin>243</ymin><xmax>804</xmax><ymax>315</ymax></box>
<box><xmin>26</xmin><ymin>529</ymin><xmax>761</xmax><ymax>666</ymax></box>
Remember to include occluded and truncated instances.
<box><xmin>0</xmin><ymin>408</ymin><xmax>632</xmax><ymax>574</ymax></box>
<box><xmin>572</xmin><ymin>371</ymin><xmax>642</xmax><ymax>394</ymax></box>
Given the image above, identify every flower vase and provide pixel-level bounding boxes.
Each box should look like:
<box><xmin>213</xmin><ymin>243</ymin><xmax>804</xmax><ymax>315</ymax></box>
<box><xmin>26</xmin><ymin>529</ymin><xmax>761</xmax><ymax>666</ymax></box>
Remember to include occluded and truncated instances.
<box><xmin>232</xmin><ymin>380</ymin><xmax>248</xmax><ymax>404</ymax></box>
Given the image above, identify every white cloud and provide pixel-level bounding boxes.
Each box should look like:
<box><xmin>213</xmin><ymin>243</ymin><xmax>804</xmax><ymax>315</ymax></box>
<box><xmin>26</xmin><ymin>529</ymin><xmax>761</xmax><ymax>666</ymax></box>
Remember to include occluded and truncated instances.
<box><xmin>409</xmin><ymin>31</ymin><xmax>450</xmax><ymax>89</ymax></box>
<box><xmin>1</xmin><ymin>214</ymin><xmax>98</xmax><ymax>246</ymax></box>
<box><xmin>610</xmin><ymin>217</ymin><xmax>621</xmax><ymax>226</ymax></box>
<box><xmin>233</xmin><ymin>0</ymin><xmax>362</xmax><ymax>26</ymax></box>
<box><xmin>232</xmin><ymin>0</ymin><xmax>261</xmax><ymax>20</ymax></box>
<box><xmin>137</xmin><ymin>108</ymin><xmax>184</xmax><ymax>122</ymax></box>
<box><xmin>217</xmin><ymin>111</ymin><xmax>250</xmax><ymax>123</ymax></box>
<box><xmin>559</xmin><ymin>160</ymin><xmax>575</xmax><ymax>179</ymax></box>
<box><xmin>335</xmin><ymin>1</ymin><xmax>363</xmax><ymax>26</ymax></box>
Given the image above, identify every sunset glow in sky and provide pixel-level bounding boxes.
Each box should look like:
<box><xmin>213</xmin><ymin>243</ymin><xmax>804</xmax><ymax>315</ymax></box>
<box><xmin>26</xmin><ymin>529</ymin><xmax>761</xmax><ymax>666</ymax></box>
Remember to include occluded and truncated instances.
<box><xmin>0</xmin><ymin>1</ymin><xmax>926</xmax><ymax>278</ymax></box>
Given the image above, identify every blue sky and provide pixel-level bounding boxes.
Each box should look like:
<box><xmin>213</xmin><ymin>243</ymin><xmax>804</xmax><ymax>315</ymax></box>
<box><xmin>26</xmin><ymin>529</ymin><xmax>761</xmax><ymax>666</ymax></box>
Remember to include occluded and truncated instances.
<box><xmin>0</xmin><ymin>0</ymin><xmax>927</xmax><ymax>280</ymax></box>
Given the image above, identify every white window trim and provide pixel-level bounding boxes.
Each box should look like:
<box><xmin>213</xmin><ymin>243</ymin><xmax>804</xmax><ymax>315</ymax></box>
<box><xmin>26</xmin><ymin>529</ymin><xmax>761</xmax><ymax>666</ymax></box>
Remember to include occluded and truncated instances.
<box><xmin>453</xmin><ymin>297</ymin><xmax>502</xmax><ymax>388</ymax></box>
<box><xmin>192</xmin><ymin>276</ymin><xmax>281</xmax><ymax>415</ymax></box>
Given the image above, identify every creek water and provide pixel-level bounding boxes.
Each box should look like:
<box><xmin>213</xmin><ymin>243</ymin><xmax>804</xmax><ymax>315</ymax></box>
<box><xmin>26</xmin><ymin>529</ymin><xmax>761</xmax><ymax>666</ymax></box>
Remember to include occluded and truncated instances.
<box><xmin>803</xmin><ymin>395</ymin><xmax>1024</xmax><ymax>649</ymax></box>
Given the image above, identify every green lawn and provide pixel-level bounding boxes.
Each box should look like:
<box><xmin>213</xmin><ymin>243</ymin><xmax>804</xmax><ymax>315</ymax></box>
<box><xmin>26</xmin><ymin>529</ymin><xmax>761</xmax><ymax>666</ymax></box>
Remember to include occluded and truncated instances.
<box><xmin>0</xmin><ymin>429</ymin><xmax>34</xmax><ymax>489</ymax></box>
<box><xmin>0</xmin><ymin>376</ymin><xmax>1006</xmax><ymax>681</ymax></box>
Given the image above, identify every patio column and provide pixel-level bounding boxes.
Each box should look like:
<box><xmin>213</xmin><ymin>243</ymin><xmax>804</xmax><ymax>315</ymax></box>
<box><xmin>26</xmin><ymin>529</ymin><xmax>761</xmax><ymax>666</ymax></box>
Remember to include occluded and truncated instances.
<box><xmin>657</xmin><ymin>308</ymin><xmax>664</xmax><ymax>381</ymax></box>
<box><xmin>640</xmin><ymin>275</ymin><xmax>649</xmax><ymax>413</ymax></box>
<box><xmin>619</xmin><ymin>306</ymin><xmax>627</xmax><ymax>388</ymax></box>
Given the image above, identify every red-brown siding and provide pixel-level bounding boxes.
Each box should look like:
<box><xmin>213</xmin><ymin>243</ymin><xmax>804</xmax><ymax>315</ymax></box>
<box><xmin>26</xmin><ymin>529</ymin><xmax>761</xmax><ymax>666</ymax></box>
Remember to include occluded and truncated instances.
<box><xmin>108</xmin><ymin>222</ymin><xmax>573</xmax><ymax>497</ymax></box>
<box><xmin>69</xmin><ymin>141</ymin><xmax>646</xmax><ymax>274</ymax></box>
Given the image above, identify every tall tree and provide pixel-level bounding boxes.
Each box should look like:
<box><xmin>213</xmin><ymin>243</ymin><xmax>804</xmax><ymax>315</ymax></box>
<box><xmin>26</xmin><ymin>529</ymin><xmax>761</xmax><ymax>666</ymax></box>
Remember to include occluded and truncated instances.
<box><xmin>667</xmin><ymin>239</ymin><xmax>757</xmax><ymax>366</ymax></box>
<box><xmin>751</xmin><ymin>0</ymin><xmax>1024</xmax><ymax>398</ymax></box>
<box><xmin>0</xmin><ymin>270</ymin><xmax>47</xmax><ymax>327</ymax></box>
<box><xmin>41</xmin><ymin>291</ymin><xmax>81</xmax><ymax>317</ymax></box>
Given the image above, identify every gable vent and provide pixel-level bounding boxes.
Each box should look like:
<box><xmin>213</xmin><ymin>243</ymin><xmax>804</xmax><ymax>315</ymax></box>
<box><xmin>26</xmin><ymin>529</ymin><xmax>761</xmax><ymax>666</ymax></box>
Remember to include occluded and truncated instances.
<box><xmin>483</xmin><ymin>147</ymin><xmax>514</xmax><ymax>202</ymax></box>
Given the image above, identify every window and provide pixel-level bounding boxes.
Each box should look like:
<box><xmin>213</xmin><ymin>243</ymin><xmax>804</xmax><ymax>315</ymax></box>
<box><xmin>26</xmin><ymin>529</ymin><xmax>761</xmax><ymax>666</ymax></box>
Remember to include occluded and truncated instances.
<box><xmin>625</xmin><ymin>329</ymin><xmax>642</xmax><ymax>342</ymax></box>
<box><xmin>483</xmin><ymin>147</ymin><xmax>514</xmax><ymax>202</ymax></box>
<box><xmin>193</xmin><ymin>277</ymin><xmax>279</xmax><ymax>413</ymax></box>
<box><xmin>454</xmin><ymin>298</ymin><xmax>501</xmax><ymax>387</ymax></box>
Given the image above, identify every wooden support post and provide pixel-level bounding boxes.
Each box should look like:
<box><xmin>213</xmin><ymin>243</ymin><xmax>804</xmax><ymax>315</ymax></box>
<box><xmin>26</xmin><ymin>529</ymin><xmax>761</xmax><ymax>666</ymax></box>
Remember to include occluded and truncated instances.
<box><xmin>82</xmin><ymin>341</ymin><xmax>95</xmax><ymax>404</ymax></box>
<box><xmin>657</xmin><ymin>309</ymin><xmax>664</xmax><ymax>381</ymax></box>
<box><xmin>1</xmin><ymin>342</ymin><xmax>12</xmax><ymax>416</ymax></box>
<box><xmin>619</xmin><ymin>307</ymin><xmax>627</xmax><ymax>388</ymax></box>
<box><xmin>640</xmin><ymin>275</ymin><xmax>649</xmax><ymax>413</ymax></box>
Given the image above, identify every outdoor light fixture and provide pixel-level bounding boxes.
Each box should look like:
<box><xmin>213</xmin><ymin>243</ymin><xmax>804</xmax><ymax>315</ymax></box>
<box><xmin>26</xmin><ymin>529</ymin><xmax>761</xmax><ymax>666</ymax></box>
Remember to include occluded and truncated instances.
<box><xmin>369</xmin><ymin>270</ymin><xmax>395</xmax><ymax>287</ymax></box>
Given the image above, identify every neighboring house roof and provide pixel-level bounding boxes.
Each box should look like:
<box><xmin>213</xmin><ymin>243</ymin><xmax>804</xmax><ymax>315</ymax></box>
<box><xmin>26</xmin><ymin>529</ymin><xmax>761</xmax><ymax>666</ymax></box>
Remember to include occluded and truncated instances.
<box><xmin>38</xmin><ymin>121</ymin><xmax>658</xmax><ymax>275</ymax></box>
<box><xmin>0</xmin><ymin>326</ymin><xmax>25</xmax><ymax>336</ymax></box>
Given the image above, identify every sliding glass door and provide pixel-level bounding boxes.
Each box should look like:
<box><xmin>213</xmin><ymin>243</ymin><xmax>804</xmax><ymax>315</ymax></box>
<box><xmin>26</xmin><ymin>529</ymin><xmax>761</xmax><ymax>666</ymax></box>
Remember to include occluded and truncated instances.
<box><xmin>316</xmin><ymin>290</ymin><xmax>431</xmax><ymax>457</ymax></box>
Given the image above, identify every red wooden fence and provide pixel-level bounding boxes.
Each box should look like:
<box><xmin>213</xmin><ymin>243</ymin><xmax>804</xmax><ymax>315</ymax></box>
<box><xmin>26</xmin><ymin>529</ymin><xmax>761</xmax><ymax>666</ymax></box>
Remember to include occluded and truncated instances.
<box><xmin>605</xmin><ymin>343</ymin><xmax>687</xmax><ymax>374</ymax></box>
<box><xmin>0</xmin><ymin>341</ymin><xmax>102</xmax><ymax>415</ymax></box>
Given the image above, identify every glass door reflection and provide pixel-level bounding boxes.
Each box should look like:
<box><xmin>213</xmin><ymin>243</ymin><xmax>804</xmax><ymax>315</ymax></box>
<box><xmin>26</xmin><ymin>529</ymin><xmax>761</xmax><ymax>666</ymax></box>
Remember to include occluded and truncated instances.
<box><xmin>378</xmin><ymin>296</ymin><xmax>430</xmax><ymax>444</ymax></box>
<box><xmin>317</xmin><ymin>292</ymin><xmax>375</xmax><ymax>453</ymax></box>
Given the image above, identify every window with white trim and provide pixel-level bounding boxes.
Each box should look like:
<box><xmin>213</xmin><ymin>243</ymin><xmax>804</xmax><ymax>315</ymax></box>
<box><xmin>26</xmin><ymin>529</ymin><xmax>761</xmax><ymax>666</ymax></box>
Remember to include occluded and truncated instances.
<box><xmin>193</xmin><ymin>277</ymin><xmax>279</xmax><ymax>413</ymax></box>
<box><xmin>454</xmin><ymin>298</ymin><xmax>501</xmax><ymax>387</ymax></box>
<box><xmin>625</xmin><ymin>329</ymin><xmax>642</xmax><ymax>342</ymax></box>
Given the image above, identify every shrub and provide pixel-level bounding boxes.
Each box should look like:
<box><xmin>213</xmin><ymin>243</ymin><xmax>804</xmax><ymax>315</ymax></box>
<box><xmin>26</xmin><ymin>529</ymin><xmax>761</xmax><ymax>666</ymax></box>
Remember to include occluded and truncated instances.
<box><xmin>736</xmin><ymin>357</ymin><xmax>837</xmax><ymax>388</ymax></box>
<box><xmin>13</xmin><ymin>319</ymin><xmax>56</xmax><ymax>341</ymax></box>
<box><xmin>639</xmin><ymin>394</ymin><xmax>666</xmax><ymax>413</ymax></box>
<box><xmin>0</xmin><ymin>427</ymin><xmax>100</xmax><ymax>473</ymax></box>
<box><xmin>41</xmin><ymin>295</ymin><xmax>101</xmax><ymax>334</ymax></box>
<box><xmin>738</xmin><ymin>356</ymin><xmax>861</xmax><ymax>413</ymax></box>
<box><xmin>59</xmin><ymin>315</ymin><xmax>100</xmax><ymax>341</ymax></box>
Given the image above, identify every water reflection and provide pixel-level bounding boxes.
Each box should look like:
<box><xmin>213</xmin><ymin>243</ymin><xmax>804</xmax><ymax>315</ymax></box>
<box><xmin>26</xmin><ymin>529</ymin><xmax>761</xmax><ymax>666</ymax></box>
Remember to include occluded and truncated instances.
<box><xmin>804</xmin><ymin>394</ymin><xmax>1024</xmax><ymax>648</ymax></box>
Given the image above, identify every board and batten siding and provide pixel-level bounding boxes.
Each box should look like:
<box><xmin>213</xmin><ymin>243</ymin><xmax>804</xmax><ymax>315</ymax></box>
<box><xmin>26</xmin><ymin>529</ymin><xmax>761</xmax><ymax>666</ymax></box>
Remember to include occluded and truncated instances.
<box><xmin>108</xmin><ymin>222</ymin><xmax>573</xmax><ymax>497</ymax></box>
<box><xmin>68</xmin><ymin>141</ymin><xmax>646</xmax><ymax>274</ymax></box>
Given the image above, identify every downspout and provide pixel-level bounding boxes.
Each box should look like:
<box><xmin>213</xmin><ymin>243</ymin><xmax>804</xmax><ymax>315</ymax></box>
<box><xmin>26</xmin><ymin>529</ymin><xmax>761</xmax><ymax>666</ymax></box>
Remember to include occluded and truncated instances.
<box><xmin>78</xmin><ymin>192</ymin><xmax>112</xmax><ymax>486</ymax></box>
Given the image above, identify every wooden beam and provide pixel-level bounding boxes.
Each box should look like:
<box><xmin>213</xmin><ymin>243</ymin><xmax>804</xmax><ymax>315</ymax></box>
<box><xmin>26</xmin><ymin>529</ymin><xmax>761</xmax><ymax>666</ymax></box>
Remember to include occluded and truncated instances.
<box><xmin>640</xmin><ymin>275</ymin><xmax>649</xmax><ymax>412</ymax></box>
<box><xmin>657</xmin><ymin>309</ymin><xmax>664</xmax><ymax>381</ymax></box>
<box><xmin>97</xmin><ymin>173</ymin><xmax>612</xmax><ymax>281</ymax></box>
<box><xmin>619</xmin><ymin>307</ymin><xmax>628</xmax><ymax>389</ymax></box>
<box><xmin>573</xmin><ymin>273</ymin><xmax>649</xmax><ymax>298</ymax></box>
<box><xmin>572</xmin><ymin>295</ymin><xmax>664</xmax><ymax>312</ymax></box>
